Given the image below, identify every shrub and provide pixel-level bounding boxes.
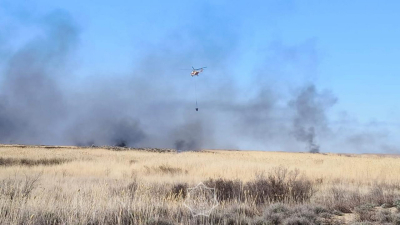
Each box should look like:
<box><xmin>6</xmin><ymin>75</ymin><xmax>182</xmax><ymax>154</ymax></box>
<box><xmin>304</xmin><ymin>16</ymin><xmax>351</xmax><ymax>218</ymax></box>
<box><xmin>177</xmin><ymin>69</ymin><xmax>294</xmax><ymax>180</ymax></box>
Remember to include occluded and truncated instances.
<box><xmin>252</xmin><ymin>217</ymin><xmax>269</xmax><ymax>225</ymax></box>
<box><xmin>291</xmin><ymin>205</ymin><xmax>329</xmax><ymax>224</ymax></box>
<box><xmin>147</xmin><ymin>218</ymin><xmax>175</xmax><ymax>225</ymax></box>
<box><xmin>366</xmin><ymin>183</ymin><xmax>400</xmax><ymax>206</ymax></box>
<box><xmin>283</xmin><ymin>216</ymin><xmax>311</xmax><ymax>225</ymax></box>
<box><xmin>145</xmin><ymin>165</ymin><xmax>187</xmax><ymax>175</ymax></box>
<box><xmin>110</xmin><ymin>179</ymin><xmax>138</xmax><ymax>197</ymax></box>
<box><xmin>170</xmin><ymin>183</ymin><xmax>188</xmax><ymax>199</ymax></box>
<box><xmin>262</xmin><ymin>204</ymin><xmax>333</xmax><ymax>225</ymax></box>
<box><xmin>312</xmin><ymin>205</ymin><xmax>329</xmax><ymax>215</ymax></box>
<box><xmin>355</xmin><ymin>203</ymin><xmax>377</xmax><ymax>222</ymax></box>
<box><xmin>263</xmin><ymin>212</ymin><xmax>284</xmax><ymax>225</ymax></box>
<box><xmin>34</xmin><ymin>211</ymin><xmax>63</xmax><ymax>225</ymax></box>
<box><xmin>244</xmin><ymin>167</ymin><xmax>314</xmax><ymax>204</ymax></box>
<box><xmin>368</xmin><ymin>185</ymin><xmax>385</xmax><ymax>205</ymax></box>
<box><xmin>0</xmin><ymin>157</ymin><xmax>71</xmax><ymax>167</ymax></box>
<box><xmin>263</xmin><ymin>204</ymin><xmax>287</xmax><ymax>225</ymax></box>
<box><xmin>351</xmin><ymin>222</ymin><xmax>374</xmax><ymax>225</ymax></box>
<box><xmin>381</xmin><ymin>203</ymin><xmax>392</xmax><ymax>208</ymax></box>
<box><xmin>269</xmin><ymin>203</ymin><xmax>290</xmax><ymax>214</ymax></box>
<box><xmin>158</xmin><ymin>165</ymin><xmax>184</xmax><ymax>174</ymax></box>
<box><xmin>204</xmin><ymin>178</ymin><xmax>243</xmax><ymax>202</ymax></box>
<box><xmin>377</xmin><ymin>209</ymin><xmax>393</xmax><ymax>223</ymax></box>
<box><xmin>245</xmin><ymin>178</ymin><xmax>270</xmax><ymax>204</ymax></box>
<box><xmin>289</xmin><ymin>176</ymin><xmax>314</xmax><ymax>203</ymax></box>
<box><xmin>0</xmin><ymin>173</ymin><xmax>42</xmax><ymax>200</ymax></box>
<box><xmin>395</xmin><ymin>199</ymin><xmax>400</xmax><ymax>211</ymax></box>
<box><xmin>329</xmin><ymin>187</ymin><xmax>360</xmax><ymax>213</ymax></box>
<box><xmin>266</xmin><ymin>167</ymin><xmax>290</xmax><ymax>202</ymax></box>
<box><xmin>203</xmin><ymin>168</ymin><xmax>314</xmax><ymax>205</ymax></box>
<box><xmin>393</xmin><ymin>213</ymin><xmax>400</xmax><ymax>225</ymax></box>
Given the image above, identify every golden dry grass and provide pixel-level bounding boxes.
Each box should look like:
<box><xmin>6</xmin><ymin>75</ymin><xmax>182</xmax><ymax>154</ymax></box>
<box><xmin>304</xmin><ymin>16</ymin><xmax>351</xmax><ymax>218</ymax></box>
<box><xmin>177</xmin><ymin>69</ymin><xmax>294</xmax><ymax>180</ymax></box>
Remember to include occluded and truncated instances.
<box><xmin>1</xmin><ymin>145</ymin><xmax>400</xmax><ymax>224</ymax></box>
<box><xmin>1</xmin><ymin>146</ymin><xmax>399</xmax><ymax>184</ymax></box>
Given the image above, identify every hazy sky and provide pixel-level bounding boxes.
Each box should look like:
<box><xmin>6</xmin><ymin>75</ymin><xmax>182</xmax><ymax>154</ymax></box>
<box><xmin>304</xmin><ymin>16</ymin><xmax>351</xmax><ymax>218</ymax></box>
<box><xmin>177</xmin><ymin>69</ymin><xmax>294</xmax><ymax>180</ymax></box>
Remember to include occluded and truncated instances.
<box><xmin>1</xmin><ymin>0</ymin><xmax>400</xmax><ymax>152</ymax></box>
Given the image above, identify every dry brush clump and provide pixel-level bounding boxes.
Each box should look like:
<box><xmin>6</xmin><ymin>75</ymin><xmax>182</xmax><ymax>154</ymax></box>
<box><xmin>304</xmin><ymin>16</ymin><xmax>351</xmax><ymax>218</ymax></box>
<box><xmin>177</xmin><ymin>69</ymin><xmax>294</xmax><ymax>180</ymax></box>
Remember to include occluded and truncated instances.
<box><xmin>0</xmin><ymin>157</ymin><xmax>72</xmax><ymax>167</ymax></box>
<box><xmin>203</xmin><ymin>178</ymin><xmax>243</xmax><ymax>202</ymax></box>
<box><xmin>169</xmin><ymin>183</ymin><xmax>188</xmax><ymax>199</ymax></box>
<box><xmin>100</xmin><ymin>146</ymin><xmax>176</xmax><ymax>153</ymax></box>
<box><xmin>204</xmin><ymin>167</ymin><xmax>314</xmax><ymax>205</ymax></box>
<box><xmin>326</xmin><ymin>183</ymin><xmax>400</xmax><ymax>214</ymax></box>
<box><xmin>0</xmin><ymin>173</ymin><xmax>42</xmax><ymax>201</ymax></box>
<box><xmin>144</xmin><ymin>165</ymin><xmax>188</xmax><ymax>175</ymax></box>
<box><xmin>253</xmin><ymin>203</ymin><xmax>340</xmax><ymax>225</ymax></box>
<box><xmin>351</xmin><ymin>203</ymin><xmax>400</xmax><ymax>224</ymax></box>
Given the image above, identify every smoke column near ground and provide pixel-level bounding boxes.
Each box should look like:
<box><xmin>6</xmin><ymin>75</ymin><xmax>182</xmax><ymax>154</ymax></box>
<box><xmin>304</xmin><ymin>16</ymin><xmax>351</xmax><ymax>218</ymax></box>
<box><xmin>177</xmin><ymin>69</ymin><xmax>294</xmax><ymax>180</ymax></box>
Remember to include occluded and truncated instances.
<box><xmin>289</xmin><ymin>85</ymin><xmax>337</xmax><ymax>152</ymax></box>
<box><xmin>0</xmin><ymin>8</ymin><xmax>399</xmax><ymax>153</ymax></box>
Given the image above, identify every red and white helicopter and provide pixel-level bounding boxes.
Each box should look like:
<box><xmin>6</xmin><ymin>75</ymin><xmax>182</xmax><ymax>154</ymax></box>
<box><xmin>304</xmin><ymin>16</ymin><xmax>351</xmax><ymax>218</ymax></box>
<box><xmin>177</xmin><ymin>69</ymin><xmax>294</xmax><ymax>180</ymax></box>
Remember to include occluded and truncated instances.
<box><xmin>190</xmin><ymin>66</ymin><xmax>207</xmax><ymax>77</ymax></box>
<box><xmin>181</xmin><ymin>66</ymin><xmax>207</xmax><ymax>111</ymax></box>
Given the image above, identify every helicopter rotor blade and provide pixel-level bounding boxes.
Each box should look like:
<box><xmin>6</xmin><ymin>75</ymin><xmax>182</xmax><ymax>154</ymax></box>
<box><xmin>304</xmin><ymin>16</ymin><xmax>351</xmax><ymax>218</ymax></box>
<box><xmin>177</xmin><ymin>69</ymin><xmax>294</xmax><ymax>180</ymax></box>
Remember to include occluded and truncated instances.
<box><xmin>193</xmin><ymin>67</ymin><xmax>207</xmax><ymax>70</ymax></box>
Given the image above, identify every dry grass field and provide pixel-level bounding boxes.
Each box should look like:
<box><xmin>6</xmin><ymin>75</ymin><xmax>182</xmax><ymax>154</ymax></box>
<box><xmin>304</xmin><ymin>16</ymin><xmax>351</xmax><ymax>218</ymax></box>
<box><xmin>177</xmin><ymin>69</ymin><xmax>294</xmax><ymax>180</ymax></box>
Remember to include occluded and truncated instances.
<box><xmin>1</xmin><ymin>145</ymin><xmax>400</xmax><ymax>224</ymax></box>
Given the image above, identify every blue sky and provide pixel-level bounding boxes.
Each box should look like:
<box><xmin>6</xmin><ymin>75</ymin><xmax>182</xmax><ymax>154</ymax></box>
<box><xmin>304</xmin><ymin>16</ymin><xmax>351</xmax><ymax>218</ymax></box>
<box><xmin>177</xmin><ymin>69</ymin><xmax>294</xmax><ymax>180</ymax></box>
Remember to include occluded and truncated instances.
<box><xmin>1</xmin><ymin>0</ymin><xmax>400</xmax><ymax>152</ymax></box>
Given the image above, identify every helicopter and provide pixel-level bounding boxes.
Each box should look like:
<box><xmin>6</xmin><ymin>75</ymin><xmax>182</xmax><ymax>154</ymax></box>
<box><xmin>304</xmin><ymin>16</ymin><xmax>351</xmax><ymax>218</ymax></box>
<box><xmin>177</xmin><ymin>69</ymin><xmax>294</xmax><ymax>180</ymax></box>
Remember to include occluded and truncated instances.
<box><xmin>187</xmin><ymin>66</ymin><xmax>207</xmax><ymax>111</ymax></box>
<box><xmin>190</xmin><ymin>66</ymin><xmax>207</xmax><ymax>77</ymax></box>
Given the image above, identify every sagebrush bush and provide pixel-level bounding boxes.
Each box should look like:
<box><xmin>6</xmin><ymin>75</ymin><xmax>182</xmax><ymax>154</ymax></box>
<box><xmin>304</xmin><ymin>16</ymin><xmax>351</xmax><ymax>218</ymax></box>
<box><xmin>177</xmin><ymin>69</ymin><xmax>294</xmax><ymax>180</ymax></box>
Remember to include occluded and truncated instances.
<box><xmin>329</xmin><ymin>186</ymin><xmax>362</xmax><ymax>213</ymax></box>
<box><xmin>368</xmin><ymin>185</ymin><xmax>386</xmax><ymax>205</ymax></box>
<box><xmin>204</xmin><ymin>178</ymin><xmax>243</xmax><ymax>202</ymax></box>
<box><xmin>283</xmin><ymin>216</ymin><xmax>311</xmax><ymax>225</ymax></box>
<box><xmin>203</xmin><ymin>168</ymin><xmax>314</xmax><ymax>205</ymax></box>
<box><xmin>244</xmin><ymin>167</ymin><xmax>314</xmax><ymax>204</ymax></box>
<box><xmin>395</xmin><ymin>199</ymin><xmax>400</xmax><ymax>211</ymax></box>
<box><xmin>261</xmin><ymin>204</ymin><xmax>334</xmax><ymax>225</ymax></box>
<box><xmin>377</xmin><ymin>209</ymin><xmax>393</xmax><ymax>223</ymax></box>
<box><xmin>393</xmin><ymin>213</ymin><xmax>400</xmax><ymax>225</ymax></box>
<box><xmin>327</xmin><ymin>183</ymin><xmax>400</xmax><ymax>214</ymax></box>
<box><xmin>355</xmin><ymin>203</ymin><xmax>377</xmax><ymax>222</ymax></box>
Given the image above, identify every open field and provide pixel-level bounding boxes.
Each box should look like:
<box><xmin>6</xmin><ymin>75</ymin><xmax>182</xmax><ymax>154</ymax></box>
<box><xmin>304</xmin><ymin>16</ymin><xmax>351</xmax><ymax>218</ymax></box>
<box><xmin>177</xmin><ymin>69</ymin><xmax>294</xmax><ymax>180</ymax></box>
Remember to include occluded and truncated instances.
<box><xmin>1</xmin><ymin>145</ymin><xmax>400</xmax><ymax>224</ymax></box>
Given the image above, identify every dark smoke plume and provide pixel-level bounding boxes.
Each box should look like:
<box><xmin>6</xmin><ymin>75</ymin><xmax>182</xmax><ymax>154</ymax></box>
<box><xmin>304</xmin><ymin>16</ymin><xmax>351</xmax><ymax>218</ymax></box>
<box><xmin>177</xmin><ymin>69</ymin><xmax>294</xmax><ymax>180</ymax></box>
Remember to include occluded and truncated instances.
<box><xmin>0</xmin><ymin>10</ymin><xmax>77</xmax><ymax>145</ymax></box>
<box><xmin>0</xmin><ymin>8</ymin><xmax>339</xmax><ymax>152</ymax></box>
<box><xmin>289</xmin><ymin>85</ymin><xmax>337</xmax><ymax>153</ymax></box>
<box><xmin>1</xmin><ymin>7</ymin><xmax>397</xmax><ymax>154</ymax></box>
<box><xmin>173</xmin><ymin>121</ymin><xmax>205</xmax><ymax>151</ymax></box>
